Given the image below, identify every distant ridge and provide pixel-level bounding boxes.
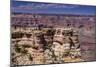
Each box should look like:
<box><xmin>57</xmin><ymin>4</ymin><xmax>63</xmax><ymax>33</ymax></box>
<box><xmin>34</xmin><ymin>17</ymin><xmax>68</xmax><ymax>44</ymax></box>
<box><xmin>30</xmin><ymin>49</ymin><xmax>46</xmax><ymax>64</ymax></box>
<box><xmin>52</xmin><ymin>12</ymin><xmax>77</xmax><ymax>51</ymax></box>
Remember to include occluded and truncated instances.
<box><xmin>12</xmin><ymin>12</ymin><xmax>96</xmax><ymax>17</ymax></box>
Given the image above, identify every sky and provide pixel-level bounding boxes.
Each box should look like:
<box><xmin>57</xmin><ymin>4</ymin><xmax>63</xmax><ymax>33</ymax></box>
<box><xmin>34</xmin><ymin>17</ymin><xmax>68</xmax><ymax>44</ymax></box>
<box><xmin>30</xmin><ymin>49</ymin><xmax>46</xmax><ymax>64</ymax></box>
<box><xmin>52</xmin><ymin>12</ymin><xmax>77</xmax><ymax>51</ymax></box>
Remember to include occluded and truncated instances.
<box><xmin>11</xmin><ymin>1</ymin><xmax>96</xmax><ymax>15</ymax></box>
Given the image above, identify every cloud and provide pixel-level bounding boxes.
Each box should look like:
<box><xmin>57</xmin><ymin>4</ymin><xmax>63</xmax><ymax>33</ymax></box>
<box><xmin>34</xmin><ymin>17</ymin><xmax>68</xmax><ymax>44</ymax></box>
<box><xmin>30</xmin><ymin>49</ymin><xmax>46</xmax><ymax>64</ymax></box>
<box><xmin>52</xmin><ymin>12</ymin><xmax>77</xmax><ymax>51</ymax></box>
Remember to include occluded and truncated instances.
<box><xmin>12</xmin><ymin>2</ymin><xmax>79</xmax><ymax>11</ymax></box>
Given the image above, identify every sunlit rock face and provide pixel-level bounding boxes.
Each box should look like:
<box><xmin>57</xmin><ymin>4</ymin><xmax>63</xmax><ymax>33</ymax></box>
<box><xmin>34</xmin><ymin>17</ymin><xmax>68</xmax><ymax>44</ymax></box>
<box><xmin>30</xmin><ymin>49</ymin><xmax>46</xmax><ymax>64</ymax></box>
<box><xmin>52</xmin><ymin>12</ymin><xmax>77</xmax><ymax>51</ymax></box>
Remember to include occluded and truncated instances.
<box><xmin>11</xmin><ymin>14</ymin><xmax>95</xmax><ymax>65</ymax></box>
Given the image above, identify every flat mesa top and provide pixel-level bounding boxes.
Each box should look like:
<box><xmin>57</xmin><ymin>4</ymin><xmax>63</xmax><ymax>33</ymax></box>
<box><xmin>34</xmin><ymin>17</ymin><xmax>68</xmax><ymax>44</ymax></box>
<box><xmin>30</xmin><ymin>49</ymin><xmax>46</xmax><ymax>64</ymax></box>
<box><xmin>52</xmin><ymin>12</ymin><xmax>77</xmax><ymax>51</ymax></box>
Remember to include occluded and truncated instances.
<box><xmin>11</xmin><ymin>1</ymin><xmax>96</xmax><ymax>15</ymax></box>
